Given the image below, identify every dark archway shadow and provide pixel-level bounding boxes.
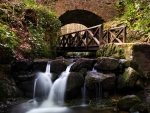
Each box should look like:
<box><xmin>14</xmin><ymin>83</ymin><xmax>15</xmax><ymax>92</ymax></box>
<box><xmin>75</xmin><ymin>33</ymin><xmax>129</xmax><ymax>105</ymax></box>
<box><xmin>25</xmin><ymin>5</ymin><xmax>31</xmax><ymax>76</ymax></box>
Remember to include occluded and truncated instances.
<box><xmin>59</xmin><ymin>9</ymin><xmax>105</xmax><ymax>27</ymax></box>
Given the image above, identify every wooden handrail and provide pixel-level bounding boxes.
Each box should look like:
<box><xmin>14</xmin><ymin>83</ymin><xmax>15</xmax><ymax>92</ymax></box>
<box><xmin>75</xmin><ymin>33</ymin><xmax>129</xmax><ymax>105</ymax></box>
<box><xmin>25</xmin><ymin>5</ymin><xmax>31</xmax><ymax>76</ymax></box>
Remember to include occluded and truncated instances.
<box><xmin>61</xmin><ymin>24</ymin><xmax>102</xmax><ymax>36</ymax></box>
<box><xmin>58</xmin><ymin>24</ymin><xmax>127</xmax><ymax>51</ymax></box>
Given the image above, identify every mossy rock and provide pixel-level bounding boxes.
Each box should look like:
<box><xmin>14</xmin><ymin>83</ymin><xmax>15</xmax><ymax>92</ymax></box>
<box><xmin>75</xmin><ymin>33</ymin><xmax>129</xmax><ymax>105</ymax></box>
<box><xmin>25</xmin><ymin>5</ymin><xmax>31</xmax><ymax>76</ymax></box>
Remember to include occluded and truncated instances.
<box><xmin>119</xmin><ymin>59</ymin><xmax>130</xmax><ymax>68</ymax></box>
<box><xmin>117</xmin><ymin>67</ymin><xmax>141</xmax><ymax>89</ymax></box>
<box><xmin>129</xmin><ymin>104</ymin><xmax>149</xmax><ymax>113</ymax></box>
<box><xmin>70</xmin><ymin>58</ymin><xmax>95</xmax><ymax>72</ymax></box>
<box><xmin>50</xmin><ymin>59</ymin><xmax>71</xmax><ymax>74</ymax></box>
<box><xmin>66</xmin><ymin>72</ymin><xmax>84</xmax><ymax>92</ymax></box>
<box><xmin>51</xmin><ymin>73</ymin><xmax>58</xmax><ymax>82</ymax></box>
<box><xmin>85</xmin><ymin>72</ymin><xmax>116</xmax><ymax>91</ymax></box>
<box><xmin>79</xmin><ymin>68</ymin><xmax>87</xmax><ymax>75</ymax></box>
<box><xmin>66</xmin><ymin>72</ymin><xmax>84</xmax><ymax>99</ymax></box>
<box><xmin>94</xmin><ymin>57</ymin><xmax>119</xmax><ymax>71</ymax></box>
<box><xmin>117</xmin><ymin>95</ymin><xmax>141</xmax><ymax>110</ymax></box>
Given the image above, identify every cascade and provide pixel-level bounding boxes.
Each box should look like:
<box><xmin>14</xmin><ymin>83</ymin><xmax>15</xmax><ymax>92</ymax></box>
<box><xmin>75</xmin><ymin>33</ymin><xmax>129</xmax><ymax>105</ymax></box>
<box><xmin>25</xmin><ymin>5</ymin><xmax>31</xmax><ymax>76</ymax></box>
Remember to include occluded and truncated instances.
<box><xmin>81</xmin><ymin>76</ymin><xmax>87</xmax><ymax>105</ymax></box>
<box><xmin>33</xmin><ymin>61</ymin><xmax>52</xmax><ymax>100</ymax></box>
<box><xmin>27</xmin><ymin>62</ymin><xmax>74</xmax><ymax>113</ymax></box>
<box><xmin>95</xmin><ymin>82</ymin><xmax>102</xmax><ymax>105</ymax></box>
<box><xmin>88</xmin><ymin>68</ymin><xmax>102</xmax><ymax>106</ymax></box>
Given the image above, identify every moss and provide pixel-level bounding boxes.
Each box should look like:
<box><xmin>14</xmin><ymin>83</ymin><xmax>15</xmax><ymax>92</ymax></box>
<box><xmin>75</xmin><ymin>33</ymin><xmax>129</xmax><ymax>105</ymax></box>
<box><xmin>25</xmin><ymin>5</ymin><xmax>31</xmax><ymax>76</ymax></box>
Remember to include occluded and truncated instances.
<box><xmin>96</xmin><ymin>44</ymin><xmax>125</xmax><ymax>59</ymax></box>
<box><xmin>130</xmin><ymin>104</ymin><xmax>149</xmax><ymax>113</ymax></box>
<box><xmin>79</xmin><ymin>68</ymin><xmax>87</xmax><ymax>75</ymax></box>
<box><xmin>117</xmin><ymin>95</ymin><xmax>141</xmax><ymax>110</ymax></box>
<box><xmin>67</xmin><ymin>72</ymin><xmax>84</xmax><ymax>92</ymax></box>
<box><xmin>118</xmin><ymin>67</ymin><xmax>140</xmax><ymax>89</ymax></box>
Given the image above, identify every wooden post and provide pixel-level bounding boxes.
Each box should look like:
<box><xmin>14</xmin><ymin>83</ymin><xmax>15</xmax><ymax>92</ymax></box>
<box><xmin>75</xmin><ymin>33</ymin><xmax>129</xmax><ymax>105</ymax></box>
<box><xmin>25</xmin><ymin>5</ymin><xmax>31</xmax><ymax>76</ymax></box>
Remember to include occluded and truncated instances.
<box><xmin>107</xmin><ymin>30</ymin><xmax>110</xmax><ymax>43</ymax></box>
<box><xmin>76</xmin><ymin>32</ymin><xmax>80</xmax><ymax>49</ymax></box>
<box><xmin>123</xmin><ymin>25</ymin><xmax>127</xmax><ymax>43</ymax></box>
<box><xmin>99</xmin><ymin>24</ymin><xmax>103</xmax><ymax>47</ymax></box>
<box><xmin>86</xmin><ymin>30</ymin><xmax>88</xmax><ymax>50</ymax></box>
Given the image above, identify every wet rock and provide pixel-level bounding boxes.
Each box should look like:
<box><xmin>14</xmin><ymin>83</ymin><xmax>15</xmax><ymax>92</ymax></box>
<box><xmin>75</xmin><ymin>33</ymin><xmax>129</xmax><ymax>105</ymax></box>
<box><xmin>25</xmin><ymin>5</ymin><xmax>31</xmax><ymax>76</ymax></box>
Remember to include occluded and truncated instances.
<box><xmin>22</xmin><ymin>81</ymin><xmax>34</xmax><ymax>93</ymax></box>
<box><xmin>85</xmin><ymin>72</ymin><xmax>116</xmax><ymax>91</ymax></box>
<box><xmin>51</xmin><ymin>73</ymin><xmax>59</xmax><ymax>82</ymax></box>
<box><xmin>117</xmin><ymin>95</ymin><xmax>141</xmax><ymax>110</ymax></box>
<box><xmin>22</xmin><ymin>80</ymin><xmax>49</xmax><ymax>98</ymax></box>
<box><xmin>119</xmin><ymin>59</ymin><xmax>130</xmax><ymax>68</ymax></box>
<box><xmin>117</xmin><ymin>67</ymin><xmax>141</xmax><ymax>89</ymax></box>
<box><xmin>33</xmin><ymin>59</ymin><xmax>50</xmax><ymax>72</ymax></box>
<box><xmin>70</xmin><ymin>58</ymin><xmax>95</xmax><ymax>72</ymax></box>
<box><xmin>94</xmin><ymin>57</ymin><xmax>119</xmax><ymax>71</ymax></box>
<box><xmin>79</xmin><ymin>68</ymin><xmax>87</xmax><ymax>75</ymax></box>
<box><xmin>129</xmin><ymin>103</ymin><xmax>148</xmax><ymax>113</ymax></box>
<box><xmin>66</xmin><ymin>72</ymin><xmax>84</xmax><ymax>99</ymax></box>
<box><xmin>50</xmin><ymin>59</ymin><xmax>71</xmax><ymax>75</ymax></box>
<box><xmin>101</xmin><ymin>74</ymin><xmax>116</xmax><ymax>91</ymax></box>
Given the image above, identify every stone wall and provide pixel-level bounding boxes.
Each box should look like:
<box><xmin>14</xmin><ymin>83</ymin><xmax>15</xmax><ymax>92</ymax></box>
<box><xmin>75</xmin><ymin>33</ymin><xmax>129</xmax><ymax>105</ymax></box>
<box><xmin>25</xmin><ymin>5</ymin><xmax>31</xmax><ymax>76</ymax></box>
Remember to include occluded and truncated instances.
<box><xmin>51</xmin><ymin>0</ymin><xmax>118</xmax><ymax>26</ymax></box>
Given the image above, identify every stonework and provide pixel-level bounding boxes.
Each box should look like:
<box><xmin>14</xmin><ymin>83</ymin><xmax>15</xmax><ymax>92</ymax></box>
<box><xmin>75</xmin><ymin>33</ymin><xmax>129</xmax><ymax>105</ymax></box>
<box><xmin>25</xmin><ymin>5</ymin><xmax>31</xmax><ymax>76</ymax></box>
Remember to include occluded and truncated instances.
<box><xmin>51</xmin><ymin>0</ymin><xmax>118</xmax><ymax>26</ymax></box>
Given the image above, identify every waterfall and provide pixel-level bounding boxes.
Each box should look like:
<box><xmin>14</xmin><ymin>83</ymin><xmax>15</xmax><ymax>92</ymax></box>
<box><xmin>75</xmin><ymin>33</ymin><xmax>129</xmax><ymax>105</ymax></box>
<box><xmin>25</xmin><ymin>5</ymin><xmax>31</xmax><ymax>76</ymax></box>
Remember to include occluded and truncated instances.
<box><xmin>40</xmin><ymin>62</ymin><xmax>74</xmax><ymax>107</ymax></box>
<box><xmin>95</xmin><ymin>82</ymin><xmax>102</xmax><ymax>105</ymax></box>
<box><xmin>81</xmin><ymin>76</ymin><xmax>87</xmax><ymax>105</ymax></box>
<box><xmin>45</xmin><ymin>61</ymin><xmax>51</xmax><ymax>73</ymax></box>
<box><xmin>92</xmin><ymin>67</ymin><xmax>97</xmax><ymax>72</ymax></box>
<box><xmin>33</xmin><ymin>78</ymin><xmax>38</xmax><ymax>100</ymax></box>
<box><xmin>33</xmin><ymin>61</ymin><xmax>52</xmax><ymax>100</ymax></box>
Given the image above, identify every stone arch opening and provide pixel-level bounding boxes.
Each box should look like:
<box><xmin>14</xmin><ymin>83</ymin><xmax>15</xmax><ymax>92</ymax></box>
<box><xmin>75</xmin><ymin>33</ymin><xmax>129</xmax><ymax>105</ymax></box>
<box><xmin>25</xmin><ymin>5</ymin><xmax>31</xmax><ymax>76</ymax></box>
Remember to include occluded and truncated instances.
<box><xmin>59</xmin><ymin>9</ymin><xmax>104</xmax><ymax>27</ymax></box>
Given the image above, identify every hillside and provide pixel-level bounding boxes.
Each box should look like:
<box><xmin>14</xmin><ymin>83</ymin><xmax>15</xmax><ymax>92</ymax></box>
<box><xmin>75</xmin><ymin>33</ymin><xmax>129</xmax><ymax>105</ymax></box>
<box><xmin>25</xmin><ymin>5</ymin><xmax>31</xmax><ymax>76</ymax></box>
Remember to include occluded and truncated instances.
<box><xmin>0</xmin><ymin>0</ymin><xmax>61</xmax><ymax>62</ymax></box>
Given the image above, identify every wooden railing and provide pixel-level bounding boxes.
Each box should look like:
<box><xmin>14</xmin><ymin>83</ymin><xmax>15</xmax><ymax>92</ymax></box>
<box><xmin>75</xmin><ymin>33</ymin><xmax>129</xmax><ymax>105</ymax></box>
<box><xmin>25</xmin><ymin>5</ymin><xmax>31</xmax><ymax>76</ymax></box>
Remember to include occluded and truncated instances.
<box><xmin>59</xmin><ymin>24</ymin><xmax>127</xmax><ymax>51</ymax></box>
<box><xmin>102</xmin><ymin>26</ymin><xmax>127</xmax><ymax>44</ymax></box>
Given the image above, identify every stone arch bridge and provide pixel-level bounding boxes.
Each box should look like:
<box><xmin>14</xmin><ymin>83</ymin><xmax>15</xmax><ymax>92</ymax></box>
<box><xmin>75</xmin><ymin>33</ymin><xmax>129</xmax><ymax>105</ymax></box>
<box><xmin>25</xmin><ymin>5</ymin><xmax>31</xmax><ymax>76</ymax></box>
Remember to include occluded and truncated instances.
<box><xmin>51</xmin><ymin>0</ymin><xmax>118</xmax><ymax>27</ymax></box>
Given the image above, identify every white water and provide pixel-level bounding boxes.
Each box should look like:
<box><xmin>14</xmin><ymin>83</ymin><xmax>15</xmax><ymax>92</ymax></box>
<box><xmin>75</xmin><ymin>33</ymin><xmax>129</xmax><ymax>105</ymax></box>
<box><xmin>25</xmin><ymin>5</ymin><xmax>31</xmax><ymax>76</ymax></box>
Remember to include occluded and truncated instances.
<box><xmin>82</xmin><ymin>76</ymin><xmax>86</xmax><ymax>105</ymax></box>
<box><xmin>92</xmin><ymin>67</ymin><xmax>97</xmax><ymax>72</ymax></box>
<box><xmin>33</xmin><ymin>61</ymin><xmax>52</xmax><ymax>100</ymax></box>
<box><xmin>27</xmin><ymin>62</ymin><xmax>74</xmax><ymax>113</ymax></box>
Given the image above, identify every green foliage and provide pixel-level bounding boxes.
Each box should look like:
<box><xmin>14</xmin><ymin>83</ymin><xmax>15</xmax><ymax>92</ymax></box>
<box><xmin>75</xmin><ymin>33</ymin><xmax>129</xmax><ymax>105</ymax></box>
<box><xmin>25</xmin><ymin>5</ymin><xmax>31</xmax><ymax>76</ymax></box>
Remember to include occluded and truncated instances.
<box><xmin>66</xmin><ymin>52</ymin><xmax>96</xmax><ymax>58</ymax></box>
<box><xmin>117</xmin><ymin>0</ymin><xmax>150</xmax><ymax>34</ymax></box>
<box><xmin>0</xmin><ymin>24</ymin><xmax>19</xmax><ymax>62</ymax></box>
<box><xmin>96</xmin><ymin>44</ymin><xmax>125</xmax><ymax>59</ymax></box>
<box><xmin>28</xmin><ymin>22</ymin><xmax>49</xmax><ymax>58</ymax></box>
<box><xmin>26</xmin><ymin>7</ymin><xmax>61</xmax><ymax>58</ymax></box>
<box><xmin>0</xmin><ymin>25</ymin><xmax>19</xmax><ymax>49</ymax></box>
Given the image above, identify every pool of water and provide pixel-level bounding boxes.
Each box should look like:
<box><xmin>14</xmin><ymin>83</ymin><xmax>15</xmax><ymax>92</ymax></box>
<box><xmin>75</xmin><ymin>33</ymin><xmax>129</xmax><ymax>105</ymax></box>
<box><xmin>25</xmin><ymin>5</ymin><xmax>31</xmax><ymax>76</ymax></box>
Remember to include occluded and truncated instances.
<box><xmin>8</xmin><ymin>99</ymin><xmax>127</xmax><ymax>113</ymax></box>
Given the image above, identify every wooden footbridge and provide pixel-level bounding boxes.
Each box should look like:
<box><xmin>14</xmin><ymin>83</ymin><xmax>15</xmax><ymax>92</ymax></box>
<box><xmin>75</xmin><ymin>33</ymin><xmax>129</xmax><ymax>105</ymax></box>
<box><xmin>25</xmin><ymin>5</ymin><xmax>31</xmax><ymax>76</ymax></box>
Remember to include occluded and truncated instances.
<box><xmin>58</xmin><ymin>24</ymin><xmax>127</xmax><ymax>52</ymax></box>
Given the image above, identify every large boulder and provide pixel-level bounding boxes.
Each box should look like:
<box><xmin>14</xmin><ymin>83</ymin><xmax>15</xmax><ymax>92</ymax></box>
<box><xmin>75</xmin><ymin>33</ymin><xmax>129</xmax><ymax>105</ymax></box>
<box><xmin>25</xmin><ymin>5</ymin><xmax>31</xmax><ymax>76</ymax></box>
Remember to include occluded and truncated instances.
<box><xmin>117</xmin><ymin>67</ymin><xmax>141</xmax><ymax>89</ymax></box>
<box><xmin>94</xmin><ymin>57</ymin><xmax>119</xmax><ymax>71</ymax></box>
<box><xmin>129</xmin><ymin>104</ymin><xmax>149</xmax><ymax>113</ymax></box>
<box><xmin>85</xmin><ymin>72</ymin><xmax>116</xmax><ymax>91</ymax></box>
<box><xmin>70</xmin><ymin>58</ymin><xmax>95</xmax><ymax>72</ymax></box>
<box><xmin>117</xmin><ymin>95</ymin><xmax>141</xmax><ymax>111</ymax></box>
<box><xmin>66</xmin><ymin>72</ymin><xmax>84</xmax><ymax>99</ymax></box>
<box><xmin>50</xmin><ymin>59</ymin><xmax>71</xmax><ymax>75</ymax></box>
